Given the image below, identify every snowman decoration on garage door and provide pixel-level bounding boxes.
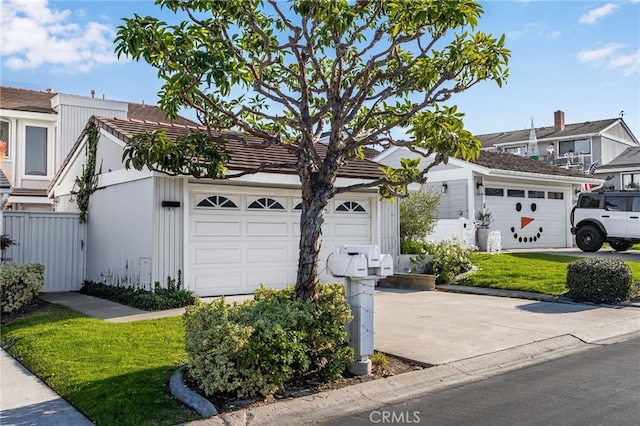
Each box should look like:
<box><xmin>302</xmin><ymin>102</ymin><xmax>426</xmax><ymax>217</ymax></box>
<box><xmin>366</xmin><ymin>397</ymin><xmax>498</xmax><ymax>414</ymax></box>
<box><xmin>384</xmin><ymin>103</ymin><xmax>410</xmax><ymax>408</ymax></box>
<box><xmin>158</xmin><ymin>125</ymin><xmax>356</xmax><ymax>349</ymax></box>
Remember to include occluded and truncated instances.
<box><xmin>510</xmin><ymin>201</ymin><xmax>544</xmax><ymax>244</ymax></box>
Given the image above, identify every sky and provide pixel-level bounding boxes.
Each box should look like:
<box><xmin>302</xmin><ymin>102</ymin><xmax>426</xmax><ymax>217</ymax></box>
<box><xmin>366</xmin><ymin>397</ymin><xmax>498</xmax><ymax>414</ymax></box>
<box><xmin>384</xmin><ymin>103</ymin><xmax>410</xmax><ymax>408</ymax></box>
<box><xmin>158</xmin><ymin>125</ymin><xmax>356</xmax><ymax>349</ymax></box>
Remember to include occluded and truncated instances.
<box><xmin>1</xmin><ymin>0</ymin><xmax>639</xmax><ymax>139</ymax></box>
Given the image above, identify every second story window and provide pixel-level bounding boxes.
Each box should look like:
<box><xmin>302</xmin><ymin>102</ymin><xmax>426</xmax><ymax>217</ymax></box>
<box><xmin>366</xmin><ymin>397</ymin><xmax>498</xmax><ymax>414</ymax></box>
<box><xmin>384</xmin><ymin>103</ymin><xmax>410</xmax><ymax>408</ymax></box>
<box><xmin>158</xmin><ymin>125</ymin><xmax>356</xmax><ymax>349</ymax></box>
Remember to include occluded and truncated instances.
<box><xmin>25</xmin><ymin>126</ymin><xmax>48</xmax><ymax>176</ymax></box>
<box><xmin>559</xmin><ymin>139</ymin><xmax>590</xmax><ymax>156</ymax></box>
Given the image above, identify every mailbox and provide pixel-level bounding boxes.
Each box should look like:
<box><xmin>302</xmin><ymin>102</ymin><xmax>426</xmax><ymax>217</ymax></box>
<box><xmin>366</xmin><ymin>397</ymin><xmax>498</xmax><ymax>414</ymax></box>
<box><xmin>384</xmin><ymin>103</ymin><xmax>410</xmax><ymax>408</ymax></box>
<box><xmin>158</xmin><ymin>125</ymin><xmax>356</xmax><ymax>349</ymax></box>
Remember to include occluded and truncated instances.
<box><xmin>339</xmin><ymin>245</ymin><xmax>381</xmax><ymax>267</ymax></box>
<box><xmin>326</xmin><ymin>253</ymin><xmax>368</xmax><ymax>278</ymax></box>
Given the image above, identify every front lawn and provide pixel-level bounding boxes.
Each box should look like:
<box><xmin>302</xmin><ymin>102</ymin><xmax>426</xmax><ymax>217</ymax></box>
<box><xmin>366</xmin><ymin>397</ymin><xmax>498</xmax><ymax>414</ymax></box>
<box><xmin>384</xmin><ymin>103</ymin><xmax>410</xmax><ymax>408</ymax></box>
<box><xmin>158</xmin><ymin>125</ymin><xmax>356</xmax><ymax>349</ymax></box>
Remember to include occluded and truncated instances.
<box><xmin>0</xmin><ymin>304</ymin><xmax>199</xmax><ymax>426</ymax></box>
<box><xmin>458</xmin><ymin>253</ymin><xmax>640</xmax><ymax>296</ymax></box>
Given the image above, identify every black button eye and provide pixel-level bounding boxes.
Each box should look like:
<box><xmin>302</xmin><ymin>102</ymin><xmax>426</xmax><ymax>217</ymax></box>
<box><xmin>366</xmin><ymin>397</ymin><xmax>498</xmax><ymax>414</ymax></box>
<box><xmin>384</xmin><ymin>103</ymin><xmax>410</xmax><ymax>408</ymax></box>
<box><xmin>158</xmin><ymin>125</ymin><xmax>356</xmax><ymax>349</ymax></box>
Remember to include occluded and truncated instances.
<box><xmin>531</xmin><ymin>203</ymin><xmax>537</xmax><ymax>212</ymax></box>
<box><xmin>516</xmin><ymin>203</ymin><xmax>522</xmax><ymax>212</ymax></box>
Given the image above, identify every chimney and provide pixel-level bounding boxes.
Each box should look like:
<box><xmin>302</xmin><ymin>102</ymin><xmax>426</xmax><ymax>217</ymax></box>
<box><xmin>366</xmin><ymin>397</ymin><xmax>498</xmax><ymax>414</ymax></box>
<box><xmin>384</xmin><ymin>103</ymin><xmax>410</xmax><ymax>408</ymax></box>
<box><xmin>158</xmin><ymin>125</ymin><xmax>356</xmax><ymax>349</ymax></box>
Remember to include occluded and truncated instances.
<box><xmin>91</xmin><ymin>89</ymin><xmax>96</xmax><ymax>98</ymax></box>
<box><xmin>554</xmin><ymin>110</ymin><xmax>565</xmax><ymax>131</ymax></box>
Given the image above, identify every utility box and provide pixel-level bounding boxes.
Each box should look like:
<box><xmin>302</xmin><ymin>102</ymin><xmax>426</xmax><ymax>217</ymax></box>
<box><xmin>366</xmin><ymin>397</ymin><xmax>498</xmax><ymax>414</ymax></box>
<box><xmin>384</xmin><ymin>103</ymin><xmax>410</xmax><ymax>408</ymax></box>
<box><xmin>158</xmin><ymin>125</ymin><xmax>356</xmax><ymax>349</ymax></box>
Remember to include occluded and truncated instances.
<box><xmin>326</xmin><ymin>244</ymin><xmax>393</xmax><ymax>376</ymax></box>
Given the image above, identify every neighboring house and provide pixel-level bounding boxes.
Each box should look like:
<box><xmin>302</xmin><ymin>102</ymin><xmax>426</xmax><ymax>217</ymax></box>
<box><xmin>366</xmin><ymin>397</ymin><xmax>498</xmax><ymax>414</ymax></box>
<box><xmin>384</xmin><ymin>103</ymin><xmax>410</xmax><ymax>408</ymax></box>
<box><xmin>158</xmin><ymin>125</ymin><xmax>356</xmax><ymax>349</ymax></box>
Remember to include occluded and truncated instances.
<box><xmin>0</xmin><ymin>86</ymin><xmax>196</xmax><ymax>210</ymax></box>
<box><xmin>476</xmin><ymin>110</ymin><xmax>639</xmax><ymax>174</ymax></box>
<box><xmin>591</xmin><ymin>147</ymin><xmax>640</xmax><ymax>190</ymax></box>
<box><xmin>375</xmin><ymin>148</ymin><xmax>604</xmax><ymax>250</ymax></box>
<box><xmin>0</xmin><ymin>169</ymin><xmax>11</xmax><ymax>235</ymax></box>
<box><xmin>49</xmin><ymin>116</ymin><xmax>385</xmax><ymax>296</ymax></box>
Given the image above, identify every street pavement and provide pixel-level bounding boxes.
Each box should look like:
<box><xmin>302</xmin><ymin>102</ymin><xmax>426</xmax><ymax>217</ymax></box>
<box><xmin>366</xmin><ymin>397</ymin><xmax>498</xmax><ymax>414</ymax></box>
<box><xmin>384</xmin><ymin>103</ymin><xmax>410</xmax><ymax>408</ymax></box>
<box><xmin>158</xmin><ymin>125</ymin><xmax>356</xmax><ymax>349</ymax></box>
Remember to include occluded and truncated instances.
<box><xmin>2</xmin><ymin>281</ymin><xmax>638</xmax><ymax>426</ymax></box>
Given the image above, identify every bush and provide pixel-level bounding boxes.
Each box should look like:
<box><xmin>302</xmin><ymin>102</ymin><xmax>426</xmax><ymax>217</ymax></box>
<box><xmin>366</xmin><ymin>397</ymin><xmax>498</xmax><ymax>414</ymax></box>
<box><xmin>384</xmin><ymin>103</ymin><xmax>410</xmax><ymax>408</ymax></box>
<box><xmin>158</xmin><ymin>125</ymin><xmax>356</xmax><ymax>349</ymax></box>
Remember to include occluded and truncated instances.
<box><xmin>0</xmin><ymin>263</ymin><xmax>44</xmax><ymax>315</ymax></box>
<box><xmin>411</xmin><ymin>238</ymin><xmax>474</xmax><ymax>284</ymax></box>
<box><xmin>80</xmin><ymin>275</ymin><xmax>197</xmax><ymax>311</ymax></box>
<box><xmin>399</xmin><ymin>186</ymin><xmax>440</xmax><ymax>248</ymax></box>
<box><xmin>184</xmin><ymin>283</ymin><xmax>354</xmax><ymax>398</ymax></box>
<box><xmin>566</xmin><ymin>258</ymin><xmax>633</xmax><ymax>304</ymax></box>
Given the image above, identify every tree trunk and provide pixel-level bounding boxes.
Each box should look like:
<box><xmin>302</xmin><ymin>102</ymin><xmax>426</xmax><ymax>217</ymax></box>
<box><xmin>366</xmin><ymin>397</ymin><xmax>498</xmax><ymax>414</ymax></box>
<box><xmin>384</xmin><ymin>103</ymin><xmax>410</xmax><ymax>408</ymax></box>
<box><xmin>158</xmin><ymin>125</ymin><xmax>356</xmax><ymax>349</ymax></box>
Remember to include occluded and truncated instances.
<box><xmin>295</xmin><ymin>190</ymin><xmax>330</xmax><ymax>301</ymax></box>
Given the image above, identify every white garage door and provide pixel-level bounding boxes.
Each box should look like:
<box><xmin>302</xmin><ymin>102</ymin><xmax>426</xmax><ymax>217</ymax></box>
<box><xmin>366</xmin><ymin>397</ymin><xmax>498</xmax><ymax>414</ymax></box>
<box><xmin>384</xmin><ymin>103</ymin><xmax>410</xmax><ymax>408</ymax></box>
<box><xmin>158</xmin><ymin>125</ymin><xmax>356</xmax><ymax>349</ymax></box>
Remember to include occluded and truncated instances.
<box><xmin>188</xmin><ymin>188</ymin><xmax>373</xmax><ymax>296</ymax></box>
<box><xmin>484</xmin><ymin>185</ymin><xmax>569</xmax><ymax>249</ymax></box>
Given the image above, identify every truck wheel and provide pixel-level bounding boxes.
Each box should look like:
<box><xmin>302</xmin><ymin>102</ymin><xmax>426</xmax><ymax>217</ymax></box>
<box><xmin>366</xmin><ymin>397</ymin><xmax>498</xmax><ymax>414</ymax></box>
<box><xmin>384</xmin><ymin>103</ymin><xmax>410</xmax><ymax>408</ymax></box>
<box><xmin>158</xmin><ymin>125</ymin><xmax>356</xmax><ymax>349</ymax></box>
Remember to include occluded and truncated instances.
<box><xmin>576</xmin><ymin>225</ymin><xmax>604</xmax><ymax>252</ymax></box>
<box><xmin>609</xmin><ymin>241</ymin><xmax>633</xmax><ymax>252</ymax></box>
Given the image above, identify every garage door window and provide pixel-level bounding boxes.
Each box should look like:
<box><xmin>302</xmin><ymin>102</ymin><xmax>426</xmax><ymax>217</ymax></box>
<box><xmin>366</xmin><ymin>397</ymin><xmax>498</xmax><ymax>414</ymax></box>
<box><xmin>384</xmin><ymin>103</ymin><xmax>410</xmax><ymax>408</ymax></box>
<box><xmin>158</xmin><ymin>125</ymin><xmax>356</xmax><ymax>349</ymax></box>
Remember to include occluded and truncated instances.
<box><xmin>197</xmin><ymin>195</ymin><xmax>238</xmax><ymax>208</ymax></box>
<box><xmin>485</xmin><ymin>188</ymin><xmax>504</xmax><ymax>196</ymax></box>
<box><xmin>248</xmin><ymin>197</ymin><xmax>285</xmax><ymax>210</ymax></box>
<box><xmin>528</xmin><ymin>191</ymin><xmax>545</xmax><ymax>199</ymax></box>
<box><xmin>336</xmin><ymin>201</ymin><xmax>366</xmax><ymax>213</ymax></box>
<box><xmin>507</xmin><ymin>189</ymin><xmax>525</xmax><ymax>198</ymax></box>
<box><xmin>548</xmin><ymin>191</ymin><xmax>564</xmax><ymax>200</ymax></box>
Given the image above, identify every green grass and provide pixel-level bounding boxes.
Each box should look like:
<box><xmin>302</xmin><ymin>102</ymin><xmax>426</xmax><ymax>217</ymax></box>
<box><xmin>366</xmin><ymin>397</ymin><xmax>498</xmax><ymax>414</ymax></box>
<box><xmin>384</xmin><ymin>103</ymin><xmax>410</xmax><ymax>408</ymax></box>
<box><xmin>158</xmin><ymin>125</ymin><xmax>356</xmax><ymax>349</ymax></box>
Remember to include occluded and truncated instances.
<box><xmin>0</xmin><ymin>304</ymin><xmax>200</xmax><ymax>426</ymax></box>
<box><xmin>458</xmin><ymin>253</ymin><xmax>640</xmax><ymax>296</ymax></box>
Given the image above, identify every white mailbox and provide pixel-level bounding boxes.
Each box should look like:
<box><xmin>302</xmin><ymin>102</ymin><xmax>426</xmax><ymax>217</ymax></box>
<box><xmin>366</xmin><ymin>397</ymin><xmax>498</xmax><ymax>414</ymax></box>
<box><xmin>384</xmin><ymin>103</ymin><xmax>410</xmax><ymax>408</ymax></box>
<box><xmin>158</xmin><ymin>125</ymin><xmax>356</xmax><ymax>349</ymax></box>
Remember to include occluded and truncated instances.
<box><xmin>326</xmin><ymin>253</ymin><xmax>368</xmax><ymax>278</ymax></box>
<box><xmin>325</xmin><ymin>244</ymin><xmax>394</xmax><ymax>376</ymax></box>
<box><xmin>339</xmin><ymin>245</ymin><xmax>381</xmax><ymax>267</ymax></box>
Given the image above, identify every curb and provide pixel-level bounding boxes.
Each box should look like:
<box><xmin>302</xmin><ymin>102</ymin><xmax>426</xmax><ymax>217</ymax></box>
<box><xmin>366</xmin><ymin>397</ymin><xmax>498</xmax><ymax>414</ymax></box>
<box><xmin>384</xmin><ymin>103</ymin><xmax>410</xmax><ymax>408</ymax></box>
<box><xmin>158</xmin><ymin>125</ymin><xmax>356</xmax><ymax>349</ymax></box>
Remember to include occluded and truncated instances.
<box><xmin>436</xmin><ymin>284</ymin><xmax>640</xmax><ymax>308</ymax></box>
<box><xmin>170</xmin><ymin>366</ymin><xmax>218</xmax><ymax>418</ymax></box>
<box><xmin>184</xmin><ymin>335</ymin><xmax>601</xmax><ymax>426</ymax></box>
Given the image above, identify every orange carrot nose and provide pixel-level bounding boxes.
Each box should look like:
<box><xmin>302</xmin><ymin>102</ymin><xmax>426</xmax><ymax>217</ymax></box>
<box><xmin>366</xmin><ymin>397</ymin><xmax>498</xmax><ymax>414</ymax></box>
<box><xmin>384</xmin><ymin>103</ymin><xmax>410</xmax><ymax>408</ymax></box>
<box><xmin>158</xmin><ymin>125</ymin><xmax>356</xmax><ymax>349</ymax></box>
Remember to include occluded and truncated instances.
<box><xmin>521</xmin><ymin>217</ymin><xmax>534</xmax><ymax>229</ymax></box>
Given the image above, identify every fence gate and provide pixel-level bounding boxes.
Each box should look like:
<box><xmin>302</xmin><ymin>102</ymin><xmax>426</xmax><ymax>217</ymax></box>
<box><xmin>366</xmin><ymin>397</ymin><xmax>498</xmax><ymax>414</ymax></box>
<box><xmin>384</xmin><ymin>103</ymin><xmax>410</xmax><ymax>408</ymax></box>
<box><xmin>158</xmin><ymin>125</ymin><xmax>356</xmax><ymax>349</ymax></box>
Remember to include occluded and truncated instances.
<box><xmin>3</xmin><ymin>211</ymin><xmax>86</xmax><ymax>292</ymax></box>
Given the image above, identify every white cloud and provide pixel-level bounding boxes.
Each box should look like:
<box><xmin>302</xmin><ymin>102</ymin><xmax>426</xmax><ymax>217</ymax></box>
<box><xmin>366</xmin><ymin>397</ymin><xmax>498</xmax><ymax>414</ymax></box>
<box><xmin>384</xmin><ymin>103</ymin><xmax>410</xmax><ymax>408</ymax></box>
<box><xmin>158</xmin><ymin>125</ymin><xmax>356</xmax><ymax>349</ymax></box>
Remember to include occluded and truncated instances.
<box><xmin>608</xmin><ymin>50</ymin><xmax>640</xmax><ymax>76</ymax></box>
<box><xmin>577</xmin><ymin>43</ymin><xmax>623</xmax><ymax>62</ymax></box>
<box><xmin>577</xmin><ymin>43</ymin><xmax>639</xmax><ymax>76</ymax></box>
<box><xmin>578</xmin><ymin>3</ymin><xmax>619</xmax><ymax>25</ymax></box>
<box><xmin>547</xmin><ymin>31</ymin><xmax>561</xmax><ymax>40</ymax></box>
<box><xmin>0</xmin><ymin>0</ymin><xmax>119</xmax><ymax>73</ymax></box>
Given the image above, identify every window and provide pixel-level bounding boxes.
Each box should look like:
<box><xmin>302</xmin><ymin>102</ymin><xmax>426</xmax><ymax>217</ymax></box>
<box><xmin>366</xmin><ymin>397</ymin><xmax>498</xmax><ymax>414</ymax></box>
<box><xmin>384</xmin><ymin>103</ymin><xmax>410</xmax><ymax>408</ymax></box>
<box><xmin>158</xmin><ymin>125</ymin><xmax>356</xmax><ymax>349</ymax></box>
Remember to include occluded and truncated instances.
<box><xmin>294</xmin><ymin>202</ymin><xmax>303</xmax><ymax>210</ymax></box>
<box><xmin>336</xmin><ymin>201</ymin><xmax>366</xmax><ymax>212</ymax></box>
<box><xmin>577</xmin><ymin>193</ymin><xmax>600</xmax><ymax>208</ymax></box>
<box><xmin>504</xmin><ymin>146</ymin><xmax>527</xmax><ymax>156</ymax></box>
<box><xmin>622</xmin><ymin>173</ymin><xmax>640</xmax><ymax>189</ymax></box>
<box><xmin>248</xmin><ymin>197</ymin><xmax>285</xmax><ymax>210</ymax></box>
<box><xmin>548</xmin><ymin>191</ymin><xmax>564</xmax><ymax>200</ymax></box>
<box><xmin>507</xmin><ymin>189</ymin><xmax>525</xmax><ymax>198</ymax></box>
<box><xmin>604</xmin><ymin>196</ymin><xmax>629</xmax><ymax>212</ymax></box>
<box><xmin>528</xmin><ymin>191</ymin><xmax>545</xmax><ymax>199</ymax></box>
<box><xmin>0</xmin><ymin>120</ymin><xmax>9</xmax><ymax>157</ymax></box>
<box><xmin>485</xmin><ymin>188</ymin><xmax>504</xmax><ymax>197</ymax></box>
<box><xmin>559</xmin><ymin>139</ymin><xmax>590</xmax><ymax>156</ymax></box>
<box><xmin>25</xmin><ymin>126</ymin><xmax>47</xmax><ymax>176</ymax></box>
<box><xmin>197</xmin><ymin>195</ymin><xmax>237</xmax><ymax>208</ymax></box>
<box><xmin>632</xmin><ymin>197</ymin><xmax>640</xmax><ymax>213</ymax></box>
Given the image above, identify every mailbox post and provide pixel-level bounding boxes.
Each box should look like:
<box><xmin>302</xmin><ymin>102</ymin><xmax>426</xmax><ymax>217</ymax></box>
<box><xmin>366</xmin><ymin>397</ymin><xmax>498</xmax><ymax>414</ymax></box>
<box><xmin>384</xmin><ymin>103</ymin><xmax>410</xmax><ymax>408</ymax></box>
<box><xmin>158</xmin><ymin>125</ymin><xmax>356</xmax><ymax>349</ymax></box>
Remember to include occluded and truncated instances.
<box><xmin>326</xmin><ymin>245</ymin><xmax>393</xmax><ymax>375</ymax></box>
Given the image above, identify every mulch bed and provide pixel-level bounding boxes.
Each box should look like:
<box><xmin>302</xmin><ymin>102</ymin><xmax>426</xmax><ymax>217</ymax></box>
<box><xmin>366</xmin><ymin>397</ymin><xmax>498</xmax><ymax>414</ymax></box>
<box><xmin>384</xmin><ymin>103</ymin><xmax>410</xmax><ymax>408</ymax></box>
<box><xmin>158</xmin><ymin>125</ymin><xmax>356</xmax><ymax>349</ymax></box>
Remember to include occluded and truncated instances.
<box><xmin>184</xmin><ymin>354</ymin><xmax>429</xmax><ymax>413</ymax></box>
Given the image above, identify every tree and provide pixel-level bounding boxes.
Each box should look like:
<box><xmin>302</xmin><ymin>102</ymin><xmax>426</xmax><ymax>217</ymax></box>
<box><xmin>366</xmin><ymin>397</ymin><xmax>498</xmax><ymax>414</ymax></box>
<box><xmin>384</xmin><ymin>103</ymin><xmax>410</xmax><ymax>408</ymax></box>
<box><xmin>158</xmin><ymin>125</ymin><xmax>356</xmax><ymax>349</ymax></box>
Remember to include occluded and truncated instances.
<box><xmin>115</xmin><ymin>0</ymin><xmax>510</xmax><ymax>301</ymax></box>
<box><xmin>400</xmin><ymin>185</ymin><xmax>440</xmax><ymax>252</ymax></box>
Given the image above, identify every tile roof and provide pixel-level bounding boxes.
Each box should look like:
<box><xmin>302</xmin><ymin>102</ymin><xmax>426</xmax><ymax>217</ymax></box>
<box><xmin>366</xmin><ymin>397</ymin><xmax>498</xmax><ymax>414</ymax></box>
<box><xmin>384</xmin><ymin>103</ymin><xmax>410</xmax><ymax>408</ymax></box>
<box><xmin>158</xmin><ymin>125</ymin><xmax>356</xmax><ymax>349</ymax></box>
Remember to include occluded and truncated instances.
<box><xmin>93</xmin><ymin>116</ymin><xmax>384</xmax><ymax>180</ymax></box>
<box><xmin>596</xmin><ymin>147</ymin><xmax>640</xmax><ymax>169</ymax></box>
<box><xmin>0</xmin><ymin>86</ymin><xmax>198</xmax><ymax>125</ymax></box>
<box><xmin>127</xmin><ymin>103</ymin><xmax>198</xmax><ymax>126</ymax></box>
<box><xmin>469</xmin><ymin>150</ymin><xmax>597</xmax><ymax>179</ymax></box>
<box><xmin>476</xmin><ymin>118</ymin><xmax>621</xmax><ymax>148</ymax></box>
<box><xmin>10</xmin><ymin>187</ymin><xmax>47</xmax><ymax>197</ymax></box>
<box><xmin>0</xmin><ymin>86</ymin><xmax>57</xmax><ymax>114</ymax></box>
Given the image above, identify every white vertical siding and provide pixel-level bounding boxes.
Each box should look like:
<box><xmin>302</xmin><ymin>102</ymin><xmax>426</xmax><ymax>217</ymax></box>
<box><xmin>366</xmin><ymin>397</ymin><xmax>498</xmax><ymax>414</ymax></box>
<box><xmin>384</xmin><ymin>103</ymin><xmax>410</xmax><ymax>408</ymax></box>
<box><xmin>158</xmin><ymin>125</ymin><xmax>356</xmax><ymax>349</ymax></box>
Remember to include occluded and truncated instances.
<box><xmin>379</xmin><ymin>200</ymin><xmax>400</xmax><ymax>267</ymax></box>
<box><xmin>86</xmin><ymin>177</ymin><xmax>154</xmax><ymax>289</ymax></box>
<box><xmin>56</xmin><ymin>103</ymin><xmax>127</xmax><ymax>166</ymax></box>
<box><xmin>152</xmin><ymin>177</ymin><xmax>184</xmax><ymax>287</ymax></box>
<box><xmin>3</xmin><ymin>211</ymin><xmax>86</xmax><ymax>292</ymax></box>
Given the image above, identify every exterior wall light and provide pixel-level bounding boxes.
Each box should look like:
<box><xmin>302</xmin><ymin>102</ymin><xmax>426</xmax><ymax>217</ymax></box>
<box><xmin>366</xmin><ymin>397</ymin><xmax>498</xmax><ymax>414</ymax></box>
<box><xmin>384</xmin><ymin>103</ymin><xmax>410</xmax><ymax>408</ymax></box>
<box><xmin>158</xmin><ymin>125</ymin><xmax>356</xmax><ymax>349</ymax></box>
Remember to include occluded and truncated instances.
<box><xmin>441</xmin><ymin>182</ymin><xmax>448</xmax><ymax>193</ymax></box>
<box><xmin>476</xmin><ymin>180</ymin><xmax>484</xmax><ymax>195</ymax></box>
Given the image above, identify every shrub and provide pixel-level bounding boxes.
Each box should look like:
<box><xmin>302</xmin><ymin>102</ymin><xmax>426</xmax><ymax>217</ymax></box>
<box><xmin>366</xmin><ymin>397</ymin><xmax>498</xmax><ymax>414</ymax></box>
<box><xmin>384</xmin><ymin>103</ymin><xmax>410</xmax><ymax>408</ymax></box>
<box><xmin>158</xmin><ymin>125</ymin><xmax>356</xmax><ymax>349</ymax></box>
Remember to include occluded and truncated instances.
<box><xmin>80</xmin><ymin>274</ymin><xmax>197</xmax><ymax>311</ymax></box>
<box><xmin>399</xmin><ymin>186</ymin><xmax>440</xmax><ymax>249</ymax></box>
<box><xmin>0</xmin><ymin>263</ymin><xmax>44</xmax><ymax>315</ymax></box>
<box><xmin>566</xmin><ymin>258</ymin><xmax>633</xmax><ymax>304</ymax></box>
<box><xmin>184</xmin><ymin>283</ymin><xmax>354</xmax><ymax>398</ymax></box>
<box><xmin>411</xmin><ymin>238</ymin><xmax>474</xmax><ymax>284</ymax></box>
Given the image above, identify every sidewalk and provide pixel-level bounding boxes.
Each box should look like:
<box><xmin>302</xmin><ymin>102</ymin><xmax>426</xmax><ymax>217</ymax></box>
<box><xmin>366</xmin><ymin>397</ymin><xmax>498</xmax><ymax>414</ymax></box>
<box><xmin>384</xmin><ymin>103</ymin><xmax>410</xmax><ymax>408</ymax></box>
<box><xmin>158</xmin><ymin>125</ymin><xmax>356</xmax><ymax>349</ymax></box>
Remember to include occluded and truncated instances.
<box><xmin>2</xmin><ymin>288</ymin><xmax>639</xmax><ymax>426</ymax></box>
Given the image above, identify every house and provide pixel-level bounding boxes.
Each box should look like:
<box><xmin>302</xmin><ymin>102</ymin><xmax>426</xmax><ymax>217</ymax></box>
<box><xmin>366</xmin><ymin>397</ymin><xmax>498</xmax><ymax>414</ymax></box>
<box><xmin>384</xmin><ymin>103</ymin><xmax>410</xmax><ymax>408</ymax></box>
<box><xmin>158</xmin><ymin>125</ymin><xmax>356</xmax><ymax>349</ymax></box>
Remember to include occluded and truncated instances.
<box><xmin>476</xmin><ymin>110</ymin><xmax>639</xmax><ymax>174</ymax></box>
<box><xmin>591</xmin><ymin>147</ymin><xmax>640</xmax><ymax>190</ymax></box>
<box><xmin>0</xmin><ymin>86</ymin><xmax>196</xmax><ymax>211</ymax></box>
<box><xmin>49</xmin><ymin>116</ymin><xmax>385</xmax><ymax>296</ymax></box>
<box><xmin>374</xmin><ymin>148</ymin><xmax>604</xmax><ymax>251</ymax></box>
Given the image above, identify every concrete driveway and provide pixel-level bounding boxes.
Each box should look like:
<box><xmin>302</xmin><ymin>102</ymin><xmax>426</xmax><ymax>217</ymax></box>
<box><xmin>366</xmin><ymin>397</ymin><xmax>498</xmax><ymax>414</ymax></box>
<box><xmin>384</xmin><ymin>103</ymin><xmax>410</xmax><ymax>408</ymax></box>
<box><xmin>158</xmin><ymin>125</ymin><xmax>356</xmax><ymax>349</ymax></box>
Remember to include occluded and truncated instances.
<box><xmin>504</xmin><ymin>247</ymin><xmax>640</xmax><ymax>263</ymax></box>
